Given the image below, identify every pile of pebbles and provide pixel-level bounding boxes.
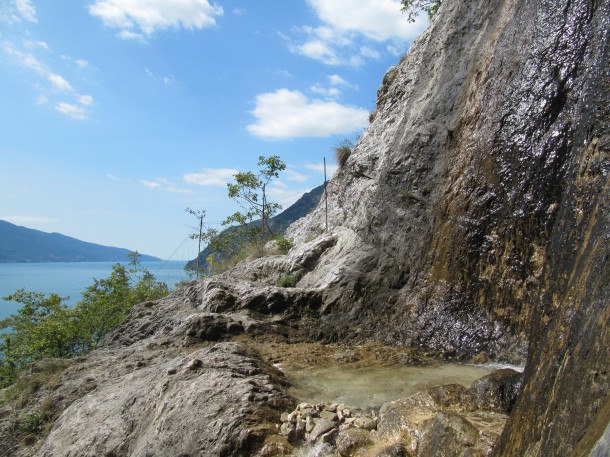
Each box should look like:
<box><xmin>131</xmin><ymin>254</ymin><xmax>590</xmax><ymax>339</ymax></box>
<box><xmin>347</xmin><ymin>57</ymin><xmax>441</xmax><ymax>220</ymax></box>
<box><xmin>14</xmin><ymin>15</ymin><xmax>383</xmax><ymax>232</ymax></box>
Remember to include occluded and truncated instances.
<box><xmin>277</xmin><ymin>402</ymin><xmax>377</xmax><ymax>445</ymax></box>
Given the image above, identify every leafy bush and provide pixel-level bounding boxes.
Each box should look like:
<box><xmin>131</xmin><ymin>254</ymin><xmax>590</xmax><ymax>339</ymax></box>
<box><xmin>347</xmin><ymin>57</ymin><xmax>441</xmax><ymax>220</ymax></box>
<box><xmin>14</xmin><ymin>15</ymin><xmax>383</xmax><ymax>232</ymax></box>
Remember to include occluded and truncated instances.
<box><xmin>0</xmin><ymin>253</ymin><xmax>168</xmax><ymax>387</ymax></box>
<box><xmin>274</xmin><ymin>236</ymin><xmax>294</xmax><ymax>254</ymax></box>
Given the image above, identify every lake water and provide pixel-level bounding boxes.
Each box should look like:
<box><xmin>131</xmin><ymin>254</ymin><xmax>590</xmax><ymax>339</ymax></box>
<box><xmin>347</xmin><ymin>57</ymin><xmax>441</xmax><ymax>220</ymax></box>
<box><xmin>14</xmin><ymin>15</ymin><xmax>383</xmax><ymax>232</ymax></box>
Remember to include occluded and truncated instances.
<box><xmin>0</xmin><ymin>261</ymin><xmax>189</xmax><ymax>320</ymax></box>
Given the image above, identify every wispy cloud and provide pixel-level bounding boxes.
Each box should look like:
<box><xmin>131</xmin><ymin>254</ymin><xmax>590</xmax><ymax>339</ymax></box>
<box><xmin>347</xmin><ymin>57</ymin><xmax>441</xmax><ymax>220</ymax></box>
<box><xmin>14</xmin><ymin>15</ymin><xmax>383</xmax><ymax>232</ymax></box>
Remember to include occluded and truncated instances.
<box><xmin>89</xmin><ymin>0</ymin><xmax>224</xmax><ymax>40</ymax></box>
<box><xmin>55</xmin><ymin>102</ymin><xmax>87</xmax><ymax>120</ymax></box>
<box><xmin>2</xmin><ymin>42</ymin><xmax>93</xmax><ymax>119</ymax></box>
<box><xmin>310</xmin><ymin>74</ymin><xmax>357</xmax><ymax>99</ymax></box>
<box><xmin>141</xmin><ymin>177</ymin><xmax>193</xmax><ymax>193</ymax></box>
<box><xmin>285</xmin><ymin>169</ymin><xmax>309</xmax><ymax>182</ymax></box>
<box><xmin>183</xmin><ymin>168</ymin><xmax>238</xmax><ymax>187</ymax></box>
<box><xmin>267</xmin><ymin>186</ymin><xmax>310</xmax><ymax>207</ymax></box>
<box><xmin>247</xmin><ymin>89</ymin><xmax>368</xmax><ymax>139</ymax></box>
<box><xmin>79</xmin><ymin>95</ymin><xmax>94</xmax><ymax>106</ymax></box>
<box><xmin>47</xmin><ymin>73</ymin><xmax>73</xmax><ymax>92</ymax></box>
<box><xmin>145</xmin><ymin>67</ymin><xmax>176</xmax><ymax>85</ymax></box>
<box><xmin>15</xmin><ymin>0</ymin><xmax>36</xmax><ymax>22</ymax></box>
<box><xmin>305</xmin><ymin>162</ymin><xmax>339</xmax><ymax>176</ymax></box>
<box><xmin>1</xmin><ymin>0</ymin><xmax>37</xmax><ymax>24</ymax></box>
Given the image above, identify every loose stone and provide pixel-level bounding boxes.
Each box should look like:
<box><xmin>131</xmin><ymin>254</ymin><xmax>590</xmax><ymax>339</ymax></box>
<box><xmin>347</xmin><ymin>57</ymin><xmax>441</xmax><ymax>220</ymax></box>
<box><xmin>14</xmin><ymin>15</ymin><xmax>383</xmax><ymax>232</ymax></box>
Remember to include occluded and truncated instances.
<box><xmin>354</xmin><ymin>416</ymin><xmax>377</xmax><ymax>430</ymax></box>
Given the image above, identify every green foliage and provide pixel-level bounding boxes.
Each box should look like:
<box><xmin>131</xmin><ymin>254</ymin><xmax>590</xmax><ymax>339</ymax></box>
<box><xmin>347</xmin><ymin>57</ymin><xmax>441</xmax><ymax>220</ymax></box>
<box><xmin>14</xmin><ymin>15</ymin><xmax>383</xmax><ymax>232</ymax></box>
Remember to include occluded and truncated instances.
<box><xmin>400</xmin><ymin>0</ymin><xmax>443</xmax><ymax>22</ymax></box>
<box><xmin>276</xmin><ymin>272</ymin><xmax>301</xmax><ymax>288</ymax></box>
<box><xmin>0</xmin><ymin>253</ymin><xmax>168</xmax><ymax>387</ymax></box>
<box><xmin>274</xmin><ymin>235</ymin><xmax>294</xmax><ymax>254</ymax></box>
<box><xmin>20</xmin><ymin>409</ymin><xmax>50</xmax><ymax>435</ymax></box>
<box><xmin>225</xmin><ymin>155</ymin><xmax>286</xmax><ymax>239</ymax></box>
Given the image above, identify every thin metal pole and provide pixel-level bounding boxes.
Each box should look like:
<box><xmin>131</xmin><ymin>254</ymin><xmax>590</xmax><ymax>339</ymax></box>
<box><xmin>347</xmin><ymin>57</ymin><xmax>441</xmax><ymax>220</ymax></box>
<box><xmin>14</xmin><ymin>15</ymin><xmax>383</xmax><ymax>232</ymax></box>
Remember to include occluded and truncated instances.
<box><xmin>324</xmin><ymin>157</ymin><xmax>328</xmax><ymax>232</ymax></box>
<box><xmin>196</xmin><ymin>214</ymin><xmax>203</xmax><ymax>280</ymax></box>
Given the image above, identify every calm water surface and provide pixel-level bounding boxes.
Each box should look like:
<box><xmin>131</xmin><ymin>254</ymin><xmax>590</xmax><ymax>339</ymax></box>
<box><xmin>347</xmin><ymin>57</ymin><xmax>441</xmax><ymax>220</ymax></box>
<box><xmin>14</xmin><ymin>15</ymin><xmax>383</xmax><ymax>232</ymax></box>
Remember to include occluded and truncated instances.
<box><xmin>286</xmin><ymin>362</ymin><xmax>495</xmax><ymax>410</ymax></box>
<box><xmin>0</xmin><ymin>261</ymin><xmax>189</xmax><ymax>320</ymax></box>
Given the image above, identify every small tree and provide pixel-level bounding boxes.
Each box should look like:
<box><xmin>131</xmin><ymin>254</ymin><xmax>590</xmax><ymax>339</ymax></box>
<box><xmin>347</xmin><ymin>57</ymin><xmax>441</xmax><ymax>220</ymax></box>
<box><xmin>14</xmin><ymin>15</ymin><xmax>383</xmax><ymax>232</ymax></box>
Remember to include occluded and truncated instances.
<box><xmin>0</xmin><ymin>252</ymin><xmax>169</xmax><ymax>386</ymax></box>
<box><xmin>400</xmin><ymin>0</ymin><xmax>443</xmax><ymax>22</ymax></box>
<box><xmin>224</xmin><ymin>155</ymin><xmax>286</xmax><ymax>239</ymax></box>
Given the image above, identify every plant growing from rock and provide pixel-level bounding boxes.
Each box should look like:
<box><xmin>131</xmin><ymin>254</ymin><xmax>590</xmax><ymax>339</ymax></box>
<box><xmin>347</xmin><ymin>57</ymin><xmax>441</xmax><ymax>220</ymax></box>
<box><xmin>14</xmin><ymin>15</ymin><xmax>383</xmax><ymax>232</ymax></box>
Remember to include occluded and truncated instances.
<box><xmin>0</xmin><ymin>253</ymin><xmax>168</xmax><ymax>387</ymax></box>
<box><xmin>276</xmin><ymin>271</ymin><xmax>303</xmax><ymax>288</ymax></box>
<box><xmin>335</xmin><ymin>140</ymin><xmax>353</xmax><ymax>168</ymax></box>
<box><xmin>224</xmin><ymin>155</ymin><xmax>286</xmax><ymax>239</ymax></box>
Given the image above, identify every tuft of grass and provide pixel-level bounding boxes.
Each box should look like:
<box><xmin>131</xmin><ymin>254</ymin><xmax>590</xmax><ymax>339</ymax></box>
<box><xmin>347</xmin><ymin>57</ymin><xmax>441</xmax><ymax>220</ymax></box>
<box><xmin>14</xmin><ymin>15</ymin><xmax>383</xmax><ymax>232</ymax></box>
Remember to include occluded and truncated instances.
<box><xmin>276</xmin><ymin>273</ymin><xmax>301</xmax><ymax>288</ymax></box>
<box><xmin>334</xmin><ymin>139</ymin><xmax>354</xmax><ymax>168</ymax></box>
<box><xmin>20</xmin><ymin>410</ymin><xmax>50</xmax><ymax>436</ymax></box>
<box><xmin>2</xmin><ymin>358</ymin><xmax>70</xmax><ymax>409</ymax></box>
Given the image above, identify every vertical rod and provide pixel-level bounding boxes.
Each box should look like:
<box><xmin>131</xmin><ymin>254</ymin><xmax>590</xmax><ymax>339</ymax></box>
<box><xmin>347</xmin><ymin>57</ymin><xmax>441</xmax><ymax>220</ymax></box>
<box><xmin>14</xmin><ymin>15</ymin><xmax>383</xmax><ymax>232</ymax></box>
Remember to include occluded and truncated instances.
<box><xmin>196</xmin><ymin>214</ymin><xmax>203</xmax><ymax>280</ymax></box>
<box><xmin>324</xmin><ymin>157</ymin><xmax>328</xmax><ymax>233</ymax></box>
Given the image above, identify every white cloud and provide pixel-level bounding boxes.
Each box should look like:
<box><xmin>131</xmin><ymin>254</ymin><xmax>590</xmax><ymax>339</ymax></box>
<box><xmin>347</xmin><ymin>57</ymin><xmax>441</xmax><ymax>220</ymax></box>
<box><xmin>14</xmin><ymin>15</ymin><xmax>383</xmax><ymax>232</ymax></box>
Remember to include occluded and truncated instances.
<box><xmin>2</xmin><ymin>215</ymin><xmax>57</xmax><ymax>225</ymax></box>
<box><xmin>305</xmin><ymin>162</ymin><xmax>339</xmax><ymax>176</ymax></box>
<box><xmin>76</xmin><ymin>58</ymin><xmax>89</xmax><ymax>68</ymax></box>
<box><xmin>288</xmin><ymin>0</ymin><xmax>427</xmax><ymax>66</ymax></box>
<box><xmin>267</xmin><ymin>186</ymin><xmax>310</xmax><ymax>207</ymax></box>
<box><xmin>1</xmin><ymin>0</ymin><xmax>37</xmax><ymax>24</ymax></box>
<box><xmin>117</xmin><ymin>30</ymin><xmax>145</xmax><ymax>41</ymax></box>
<box><xmin>107</xmin><ymin>173</ymin><xmax>120</xmax><ymax>181</ymax></box>
<box><xmin>141</xmin><ymin>177</ymin><xmax>193</xmax><ymax>193</ymax></box>
<box><xmin>284</xmin><ymin>169</ymin><xmax>309</xmax><ymax>182</ymax></box>
<box><xmin>310</xmin><ymin>84</ymin><xmax>341</xmax><ymax>98</ymax></box>
<box><xmin>310</xmin><ymin>74</ymin><xmax>357</xmax><ymax>99</ymax></box>
<box><xmin>24</xmin><ymin>40</ymin><xmax>50</xmax><ymax>51</ymax></box>
<box><xmin>48</xmin><ymin>73</ymin><xmax>73</xmax><ymax>92</ymax></box>
<box><xmin>328</xmin><ymin>74</ymin><xmax>348</xmax><ymax>86</ymax></box>
<box><xmin>145</xmin><ymin>67</ymin><xmax>176</xmax><ymax>85</ymax></box>
<box><xmin>79</xmin><ymin>94</ymin><xmax>94</xmax><ymax>106</ymax></box>
<box><xmin>3</xmin><ymin>42</ymin><xmax>93</xmax><ymax>120</ymax></box>
<box><xmin>55</xmin><ymin>102</ymin><xmax>87</xmax><ymax>120</ymax></box>
<box><xmin>15</xmin><ymin>0</ymin><xmax>36</xmax><ymax>22</ymax></box>
<box><xmin>297</xmin><ymin>39</ymin><xmax>339</xmax><ymax>65</ymax></box>
<box><xmin>360</xmin><ymin>45</ymin><xmax>380</xmax><ymax>59</ymax></box>
<box><xmin>307</xmin><ymin>0</ymin><xmax>424</xmax><ymax>41</ymax></box>
<box><xmin>183</xmin><ymin>168</ymin><xmax>238</xmax><ymax>187</ymax></box>
<box><xmin>247</xmin><ymin>89</ymin><xmax>368</xmax><ymax>139</ymax></box>
<box><xmin>89</xmin><ymin>0</ymin><xmax>224</xmax><ymax>38</ymax></box>
<box><xmin>141</xmin><ymin>179</ymin><xmax>161</xmax><ymax>188</ymax></box>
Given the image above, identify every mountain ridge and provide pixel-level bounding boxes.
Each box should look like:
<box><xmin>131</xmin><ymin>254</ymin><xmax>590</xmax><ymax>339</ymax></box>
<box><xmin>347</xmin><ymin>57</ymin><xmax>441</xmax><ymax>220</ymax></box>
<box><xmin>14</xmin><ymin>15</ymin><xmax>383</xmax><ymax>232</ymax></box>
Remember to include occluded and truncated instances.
<box><xmin>0</xmin><ymin>220</ymin><xmax>161</xmax><ymax>262</ymax></box>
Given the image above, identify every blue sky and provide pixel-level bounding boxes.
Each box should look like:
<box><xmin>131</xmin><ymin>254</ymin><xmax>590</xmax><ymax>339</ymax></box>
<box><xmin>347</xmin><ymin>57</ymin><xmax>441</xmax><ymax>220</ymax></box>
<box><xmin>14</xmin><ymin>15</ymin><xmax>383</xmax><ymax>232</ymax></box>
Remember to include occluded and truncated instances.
<box><xmin>0</xmin><ymin>0</ymin><xmax>427</xmax><ymax>260</ymax></box>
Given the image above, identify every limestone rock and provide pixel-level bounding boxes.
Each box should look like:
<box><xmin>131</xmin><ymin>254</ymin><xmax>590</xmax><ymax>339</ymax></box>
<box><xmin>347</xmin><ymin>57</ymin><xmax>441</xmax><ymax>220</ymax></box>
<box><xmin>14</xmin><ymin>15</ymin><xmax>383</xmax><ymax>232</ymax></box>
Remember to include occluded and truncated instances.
<box><xmin>336</xmin><ymin>428</ymin><xmax>374</xmax><ymax>456</ymax></box>
<box><xmin>309</xmin><ymin>418</ymin><xmax>337</xmax><ymax>442</ymax></box>
<box><xmin>417</xmin><ymin>412</ymin><xmax>481</xmax><ymax>457</ymax></box>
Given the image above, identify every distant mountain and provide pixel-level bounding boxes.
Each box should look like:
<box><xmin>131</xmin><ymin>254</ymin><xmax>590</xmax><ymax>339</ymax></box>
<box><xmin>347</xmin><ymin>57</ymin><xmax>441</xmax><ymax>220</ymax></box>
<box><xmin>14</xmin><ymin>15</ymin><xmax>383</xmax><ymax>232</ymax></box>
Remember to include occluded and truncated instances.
<box><xmin>187</xmin><ymin>184</ymin><xmax>325</xmax><ymax>270</ymax></box>
<box><xmin>0</xmin><ymin>220</ymin><xmax>161</xmax><ymax>263</ymax></box>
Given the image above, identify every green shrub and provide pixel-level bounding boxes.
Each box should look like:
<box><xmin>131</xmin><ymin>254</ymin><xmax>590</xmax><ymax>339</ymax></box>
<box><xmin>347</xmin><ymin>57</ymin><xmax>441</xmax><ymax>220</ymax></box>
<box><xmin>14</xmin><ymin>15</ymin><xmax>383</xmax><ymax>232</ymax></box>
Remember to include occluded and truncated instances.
<box><xmin>274</xmin><ymin>236</ymin><xmax>294</xmax><ymax>254</ymax></box>
<box><xmin>276</xmin><ymin>273</ymin><xmax>300</xmax><ymax>288</ymax></box>
<box><xmin>20</xmin><ymin>410</ymin><xmax>49</xmax><ymax>435</ymax></box>
<box><xmin>0</xmin><ymin>253</ymin><xmax>168</xmax><ymax>387</ymax></box>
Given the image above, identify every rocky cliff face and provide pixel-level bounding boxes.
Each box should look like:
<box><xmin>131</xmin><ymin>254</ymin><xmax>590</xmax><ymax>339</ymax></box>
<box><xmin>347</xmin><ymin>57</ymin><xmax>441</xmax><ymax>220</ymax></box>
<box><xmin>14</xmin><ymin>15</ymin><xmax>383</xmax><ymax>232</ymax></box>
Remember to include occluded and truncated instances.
<box><xmin>3</xmin><ymin>0</ymin><xmax>608</xmax><ymax>455</ymax></box>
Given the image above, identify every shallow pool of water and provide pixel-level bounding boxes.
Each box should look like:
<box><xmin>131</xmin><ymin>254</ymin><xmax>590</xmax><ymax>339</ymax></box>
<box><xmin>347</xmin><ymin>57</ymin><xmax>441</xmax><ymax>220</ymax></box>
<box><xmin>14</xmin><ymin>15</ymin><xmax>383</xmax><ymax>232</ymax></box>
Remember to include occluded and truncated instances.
<box><xmin>286</xmin><ymin>363</ymin><xmax>495</xmax><ymax>410</ymax></box>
